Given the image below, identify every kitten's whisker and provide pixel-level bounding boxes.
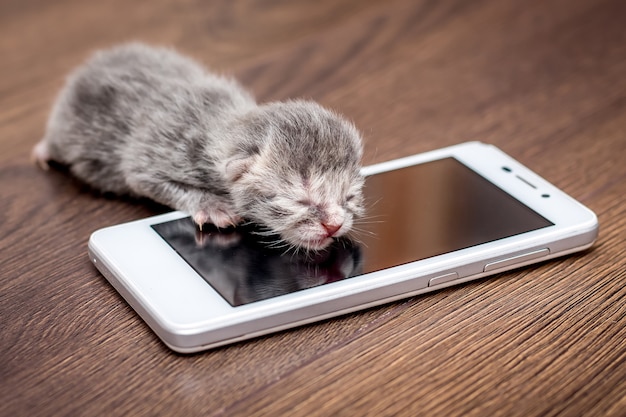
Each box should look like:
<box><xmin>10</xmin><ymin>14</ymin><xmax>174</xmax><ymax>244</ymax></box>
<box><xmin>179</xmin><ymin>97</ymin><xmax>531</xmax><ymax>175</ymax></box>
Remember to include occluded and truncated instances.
<box><xmin>354</xmin><ymin>219</ymin><xmax>386</xmax><ymax>225</ymax></box>
<box><xmin>350</xmin><ymin>227</ymin><xmax>380</xmax><ymax>237</ymax></box>
<box><xmin>282</xmin><ymin>243</ymin><xmax>302</xmax><ymax>258</ymax></box>
<box><xmin>347</xmin><ymin>233</ymin><xmax>370</xmax><ymax>249</ymax></box>
<box><xmin>265</xmin><ymin>239</ymin><xmax>289</xmax><ymax>249</ymax></box>
<box><xmin>350</xmin><ymin>227</ymin><xmax>378</xmax><ymax>235</ymax></box>
<box><xmin>353</xmin><ymin>213</ymin><xmax>386</xmax><ymax>222</ymax></box>
<box><xmin>365</xmin><ymin>197</ymin><xmax>383</xmax><ymax>209</ymax></box>
<box><xmin>251</xmin><ymin>230</ymin><xmax>279</xmax><ymax>237</ymax></box>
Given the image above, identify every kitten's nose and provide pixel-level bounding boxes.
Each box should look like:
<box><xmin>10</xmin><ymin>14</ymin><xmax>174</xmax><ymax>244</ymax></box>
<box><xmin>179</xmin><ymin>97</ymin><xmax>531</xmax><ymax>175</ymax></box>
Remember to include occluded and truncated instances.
<box><xmin>322</xmin><ymin>222</ymin><xmax>342</xmax><ymax>237</ymax></box>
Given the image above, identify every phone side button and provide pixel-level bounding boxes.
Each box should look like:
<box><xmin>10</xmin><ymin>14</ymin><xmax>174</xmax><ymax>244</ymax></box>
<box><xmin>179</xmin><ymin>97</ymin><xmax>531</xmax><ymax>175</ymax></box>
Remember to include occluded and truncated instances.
<box><xmin>428</xmin><ymin>272</ymin><xmax>460</xmax><ymax>287</ymax></box>
<box><xmin>483</xmin><ymin>248</ymin><xmax>550</xmax><ymax>272</ymax></box>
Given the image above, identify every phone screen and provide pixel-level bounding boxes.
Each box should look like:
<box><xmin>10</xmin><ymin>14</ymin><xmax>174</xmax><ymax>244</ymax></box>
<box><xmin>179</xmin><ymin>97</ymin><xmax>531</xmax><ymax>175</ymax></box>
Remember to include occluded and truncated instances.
<box><xmin>152</xmin><ymin>157</ymin><xmax>553</xmax><ymax>306</ymax></box>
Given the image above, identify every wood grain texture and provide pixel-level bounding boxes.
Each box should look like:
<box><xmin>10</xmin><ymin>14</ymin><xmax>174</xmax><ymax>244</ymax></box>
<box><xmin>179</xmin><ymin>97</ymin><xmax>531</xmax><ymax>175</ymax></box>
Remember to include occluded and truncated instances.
<box><xmin>1</xmin><ymin>0</ymin><xmax>624</xmax><ymax>416</ymax></box>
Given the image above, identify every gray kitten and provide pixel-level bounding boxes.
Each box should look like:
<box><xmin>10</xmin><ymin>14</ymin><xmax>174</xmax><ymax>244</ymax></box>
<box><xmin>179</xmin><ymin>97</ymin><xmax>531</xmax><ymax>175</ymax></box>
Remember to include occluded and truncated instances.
<box><xmin>33</xmin><ymin>43</ymin><xmax>364</xmax><ymax>251</ymax></box>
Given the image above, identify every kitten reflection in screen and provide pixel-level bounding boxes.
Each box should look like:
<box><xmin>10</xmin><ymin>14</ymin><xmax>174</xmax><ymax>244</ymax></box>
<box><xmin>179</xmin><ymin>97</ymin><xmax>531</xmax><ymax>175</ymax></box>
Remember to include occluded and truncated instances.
<box><xmin>153</xmin><ymin>218</ymin><xmax>363</xmax><ymax>306</ymax></box>
<box><xmin>33</xmin><ymin>43</ymin><xmax>365</xmax><ymax>251</ymax></box>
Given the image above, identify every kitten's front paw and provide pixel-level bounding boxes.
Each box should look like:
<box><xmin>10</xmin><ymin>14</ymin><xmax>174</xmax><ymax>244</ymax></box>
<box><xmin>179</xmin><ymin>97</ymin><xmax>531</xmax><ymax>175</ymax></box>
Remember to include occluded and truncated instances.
<box><xmin>193</xmin><ymin>208</ymin><xmax>242</xmax><ymax>230</ymax></box>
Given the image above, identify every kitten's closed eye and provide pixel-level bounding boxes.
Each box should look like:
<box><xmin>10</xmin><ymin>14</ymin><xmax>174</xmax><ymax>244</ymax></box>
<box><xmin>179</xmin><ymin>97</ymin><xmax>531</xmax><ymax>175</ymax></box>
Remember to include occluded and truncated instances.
<box><xmin>296</xmin><ymin>198</ymin><xmax>313</xmax><ymax>206</ymax></box>
<box><xmin>261</xmin><ymin>193</ymin><xmax>277</xmax><ymax>202</ymax></box>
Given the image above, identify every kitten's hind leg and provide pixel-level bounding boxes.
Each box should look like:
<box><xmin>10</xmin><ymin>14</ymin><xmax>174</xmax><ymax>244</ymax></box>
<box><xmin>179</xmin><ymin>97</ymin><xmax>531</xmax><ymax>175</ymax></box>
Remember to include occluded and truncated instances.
<box><xmin>31</xmin><ymin>140</ymin><xmax>51</xmax><ymax>171</ymax></box>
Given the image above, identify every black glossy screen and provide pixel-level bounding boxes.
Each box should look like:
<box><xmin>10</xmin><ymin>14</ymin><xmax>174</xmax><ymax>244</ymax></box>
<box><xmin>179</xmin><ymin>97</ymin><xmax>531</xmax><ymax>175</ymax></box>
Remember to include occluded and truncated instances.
<box><xmin>152</xmin><ymin>157</ymin><xmax>553</xmax><ymax>306</ymax></box>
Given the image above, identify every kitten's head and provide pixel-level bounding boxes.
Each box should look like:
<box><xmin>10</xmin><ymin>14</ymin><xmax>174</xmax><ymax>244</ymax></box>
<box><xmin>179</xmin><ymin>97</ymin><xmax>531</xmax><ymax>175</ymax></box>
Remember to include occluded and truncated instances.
<box><xmin>224</xmin><ymin>100</ymin><xmax>364</xmax><ymax>251</ymax></box>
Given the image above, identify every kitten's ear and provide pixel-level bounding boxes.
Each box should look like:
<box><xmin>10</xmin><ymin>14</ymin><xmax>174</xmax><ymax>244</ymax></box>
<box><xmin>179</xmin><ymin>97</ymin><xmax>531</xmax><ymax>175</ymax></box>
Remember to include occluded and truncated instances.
<box><xmin>223</xmin><ymin>155</ymin><xmax>258</xmax><ymax>183</ymax></box>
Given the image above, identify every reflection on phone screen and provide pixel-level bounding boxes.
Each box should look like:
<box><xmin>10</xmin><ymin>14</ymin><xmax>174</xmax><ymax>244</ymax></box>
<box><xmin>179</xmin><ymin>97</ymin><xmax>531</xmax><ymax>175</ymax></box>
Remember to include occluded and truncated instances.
<box><xmin>152</xmin><ymin>219</ymin><xmax>362</xmax><ymax>306</ymax></box>
<box><xmin>152</xmin><ymin>158</ymin><xmax>553</xmax><ymax>306</ymax></box>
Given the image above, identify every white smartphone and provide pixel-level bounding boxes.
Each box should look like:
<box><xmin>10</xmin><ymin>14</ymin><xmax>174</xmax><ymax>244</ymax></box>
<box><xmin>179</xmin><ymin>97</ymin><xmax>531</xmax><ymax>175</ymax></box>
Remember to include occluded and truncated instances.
<box><xmin>88</xmin><ymin>142</ymin><xmax>598</xmax><ymax>353</ymax></box>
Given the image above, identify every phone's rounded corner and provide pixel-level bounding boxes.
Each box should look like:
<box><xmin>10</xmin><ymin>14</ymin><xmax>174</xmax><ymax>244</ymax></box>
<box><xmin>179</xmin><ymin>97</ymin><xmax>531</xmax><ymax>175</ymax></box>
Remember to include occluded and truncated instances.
<box><xmin>87</xmin><ymin>225</ymin><xmax>114</xmax><ymax>251</ymax></box>
<box><xmin>87</xmin><ymin>232</ymin><xmax>103</xmax><ymax>264</ymax></box>
<box><xmin>160</xmin><ymin>337</ymin><xmax>218</xmax><ymax>355</ymax></box>
<box><xmin>87</xmin><ymin>228</ymin><xmax>101</xmax><ymax>245</ymax></box>
<box><xmin>156</xmin><ymin>332</ymin><xmax>199</xmax><ymax>354</ymax></box>
<box><xmin>585</xmin><ymin>222</ymin><xmax>601</xmax><ymax>251</ymax></box>
<box><xmin>588</xmin><ymin>209</ymin><xmax>600</xmax><ymax>230</ymax></box>
<box><xmin>579</xmin><ymin>208</ymin><xmax>600</xmax><ymax>242</ymax></box>
<box><xmin>155</xmin><ymin>324</ymin><xmax>221</xmax><ymax>355</ymax></box>
<box><xmin>163</xmin><ymin>343</ymin><xmax>198</xmax><ymax>355</ymax></box>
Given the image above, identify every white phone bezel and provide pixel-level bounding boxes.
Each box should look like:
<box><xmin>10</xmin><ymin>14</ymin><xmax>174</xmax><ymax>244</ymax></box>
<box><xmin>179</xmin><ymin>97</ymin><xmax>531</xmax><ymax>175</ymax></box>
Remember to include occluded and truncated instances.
<box><xmin>88</xmin><ymin>142</ymin><xmax>598</xmax><ymax>353</ymax></box>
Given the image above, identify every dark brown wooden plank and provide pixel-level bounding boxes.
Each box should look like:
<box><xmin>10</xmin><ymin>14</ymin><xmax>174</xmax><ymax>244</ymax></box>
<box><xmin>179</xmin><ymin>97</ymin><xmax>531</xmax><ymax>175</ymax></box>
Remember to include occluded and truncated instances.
<box><xmin>1</xmin><ymin>0</ymin><xmax>624</xmax><ymax>416</ymax></box>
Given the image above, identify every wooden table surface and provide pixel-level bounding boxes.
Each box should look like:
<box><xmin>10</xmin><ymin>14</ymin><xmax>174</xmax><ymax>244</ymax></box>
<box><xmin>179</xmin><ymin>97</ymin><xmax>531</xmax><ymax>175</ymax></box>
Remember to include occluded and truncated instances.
<box><xmin>1</xmin><ymin>0</ymin><xmax>625</xmax><ymax>416</ymax></box>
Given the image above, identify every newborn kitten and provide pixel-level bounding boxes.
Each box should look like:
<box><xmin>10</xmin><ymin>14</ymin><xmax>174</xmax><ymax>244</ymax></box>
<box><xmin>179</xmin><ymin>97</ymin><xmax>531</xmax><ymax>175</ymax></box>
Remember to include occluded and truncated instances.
<box><xmin>33</xmin><ymin>43</ymin><xmax>365</xmax><ymax>251</ymax></box>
